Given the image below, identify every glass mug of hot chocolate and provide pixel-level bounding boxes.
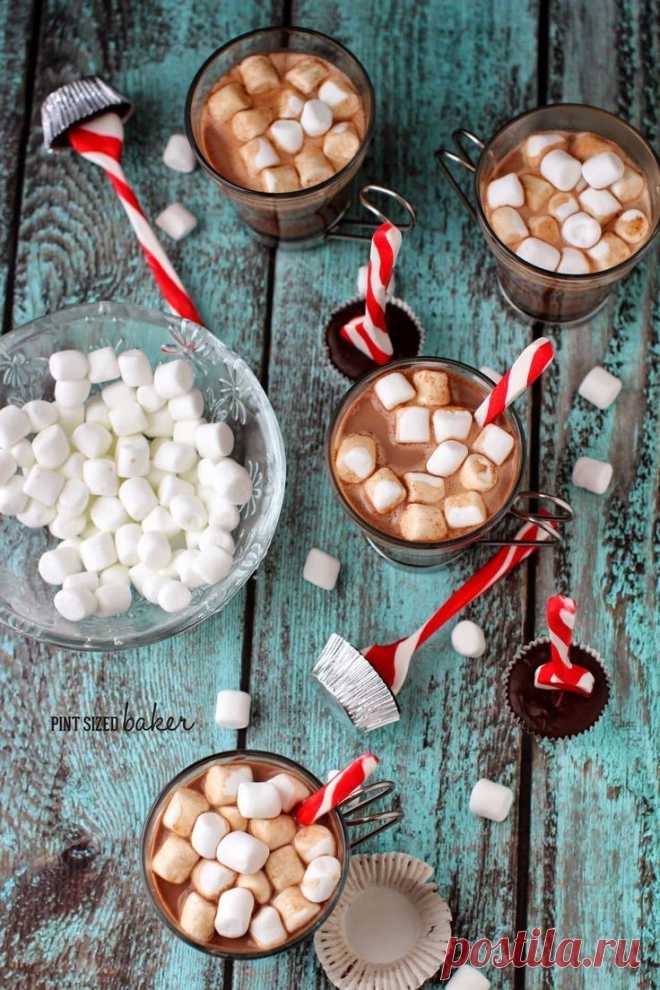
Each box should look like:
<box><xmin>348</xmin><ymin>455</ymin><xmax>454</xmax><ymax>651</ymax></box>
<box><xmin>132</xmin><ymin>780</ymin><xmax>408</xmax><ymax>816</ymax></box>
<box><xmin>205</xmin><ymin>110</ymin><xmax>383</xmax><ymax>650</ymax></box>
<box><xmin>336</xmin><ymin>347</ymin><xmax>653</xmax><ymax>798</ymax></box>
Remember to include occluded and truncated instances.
<box><xmin>436</xmin><ymin>104</ymin><xmax>659</xmax><ymax>324</ymax></box>
<box><xmin>142</xmin><ymin>750</ymin><xmax>398</xmax><ymax>958</ymax></box>
<box><xmin>327</xmin><ymin>358</ymin><xmax>571</xmax><ymax>569</ymax></box>
<box><xmin>186</xmin><ymin>27</ymin><xmax>414</xmax><ymax>247</ymax></box>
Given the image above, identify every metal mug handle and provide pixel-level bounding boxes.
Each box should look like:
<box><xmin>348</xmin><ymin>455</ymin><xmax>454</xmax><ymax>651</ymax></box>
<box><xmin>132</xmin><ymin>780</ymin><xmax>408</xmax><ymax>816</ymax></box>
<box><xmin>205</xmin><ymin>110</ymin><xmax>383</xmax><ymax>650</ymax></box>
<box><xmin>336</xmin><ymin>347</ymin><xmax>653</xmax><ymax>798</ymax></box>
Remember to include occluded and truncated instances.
<box><xmin>327</xmin><ymin>184</ymin><xmax>417</xmax><ymax>242</ymax></box>
<box><xmin>476</xmin><ymin>491</ymin><xmax>574</xmax><ymax>547</ymax></box>
<box><xmin>435</xmin><ymin>127</ymin><xmax>486</xmax><ymax>221</ymax></box>
<box><xmin>339</xmin><ymin>779</ymin><xmax>401</xmax><ymax>848</ymax></box>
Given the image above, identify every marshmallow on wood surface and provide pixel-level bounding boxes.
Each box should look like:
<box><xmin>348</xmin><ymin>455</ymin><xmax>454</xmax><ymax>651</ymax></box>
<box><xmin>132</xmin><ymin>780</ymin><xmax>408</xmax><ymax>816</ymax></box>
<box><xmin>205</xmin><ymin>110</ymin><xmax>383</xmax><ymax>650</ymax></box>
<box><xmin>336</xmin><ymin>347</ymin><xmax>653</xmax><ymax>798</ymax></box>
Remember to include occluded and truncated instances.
<box><xmin>38</xmin><ymin>546</ymin><xmax>81</xmax><ymax>585</ymax></box>
<box><xmin>83</xmin><ymin>458</ymin><xmax>118</xmax><ymax>496</ymax></box>
<box><xmin>472</xmin><ymin>424</ymin><xmax>514</xmax><ymax>465</ymax></box>
<box><xmin>118</xmin><ymin>477</ymin><xmax>158</xmax><ymax>521</ymax></box>
<box><xmin>572</xmin><ymin>456</ymin><xmax>613</xmax><ymax>494</ymax></box>
<box><xmin>262</xmin><ymin>165</ymin><xmax>301</xmax><ymax>194</ymax></box>
<box><xmin>294</xmin><ymin>145</ymin><xmax>334</xmax><ymax>188</ymax></box>
<box><xmin>578</xmin><ymin>187</ymin><xmax>621</xmax><ymax>224</ymax></box>
<box><xmin>581</xmin><ymin>150</ymin><xmax>625</xmax><ymax>189</ymax></box>
<box><xmin>163</xmin><ymin>133</ymin><xmax>196</xmax><ymax>173</ymax></box>
<box><xmin>400</xmin><ymin>503</ymin><xmax>447</xmax><ymax>542</ymax></box>
<box><xmin>486</xmin><ymin>172</ymin><xmax>524</xmax><ymax>209</ymax></box>
<box><xmin>335</xmin><ymin>434</ymin><xmax>376</xmax><ymax>483</ymax></box>
<box><xmin>95</xmin><ymin>582</ymin><xmax>132</xmax><ymax>617</ymax></box>
<box><xmin>240</xmin><ymin>137</ymin><xmax>281</xmax><ymax>176</ymax></box>
<box><xmin>23</xmin><ymin>399</ymin><xmax>58</xmax><ymax>432</ymax></box>
<box><xmin>272</xmin><ymin>886</ymin><xmax>320</xmax><ymax>933</ymax></box>
<box><xmin>515</xmin><ymin>236</ymin><xmax>560</xmax><ymax>272</ymax></box>
<box><xmin>451</xmin><ymin>619</ymin><xmax>486</xmax><ymax>658</ymax></box>
<box><xmin>303</xmin><ymin>547</ymin><xmax>340</xmax><ymax>591</ymax></box>
<box><xmin>412</xmin><ymin>369</ymin><xmax>450</xmax><ymax>407</ymax></box>
<box><xmin>191</xmin><ymin>859</ymin><xmax>236</xmax><ymax>900</ymax></box>
<box><xmin>614</xmin><ymin>209</ymin><xmax>650</xmax><ymax>245</ymax></box>
<box><xmin>180</xmin><ymin>891</ymin><xmax>216</xmax><ymax>944</ymax></box>
<box><xmin>232</xmin><ymin>107</ymin><xmax>273</xmax><ymax>143</ymax></box>
<box><xmin>323</xmin><ymin>122</ymin><xmax>360</xmax><ymax>165</ymax></box>
<box><xmin>520</xmin><ymin>172</ymin><xmax>553</xmax><ymax>212</ymax></box>
<box><xmin>239</xmin><ymin>53</ymin><xmax>280</xmax><ymax>94</ymax></box>
<box><xmin>404</xmin><ymin>472</ymin><xmax>445</xmax><ymax>504</ymax></box>
<box><xmin>54</xmin><ymin>587</ymin><xmax>97</xmax><ymax>622</ymax></box>
<box><xmin>220</xmin><ymin>806</ymin><xmax>248</xmax><ymax>832</ymax></box>
<box><xmin>215</xmin><ymin>887</ymin><xmax>255</xmax><ymax>939</ymax></box>
<box><xmin>539</xmin><ymin>148</ymin><xmax>582</xmax><ymax>190</ymax></box>
<box><xmin>587</xmin><ymin>233</ymin><xmax>631</xmax><ymax>271</ymax></box>
<box><xmin>269</xmin><ymin>119</ymin><xmax>304</xmax><ymax>155</ymax></box>
<box><xmin>207</xmin><ymin>82</ymin><xmax>251</xmax><ymax>124</ymax></box>
<box><xmin>523</xmin><ymin>132</ymin><xmax>565</xmax><ymax>167</ymax></box>
<box><xmin>237</xmin><ymin>781</ymin><xmax>282</xmax><ymax>820</ymax></box>
<box><xmin>204</xmin><ymin>764</ymin><xmax>254</xmax><ymax>806</ymax></box>
<box><xmin>293</xmin><ymin>824</ymin><xmax>336</xmax><ymax>864</ymax></box>
<box><xmin>215</xmin><ymin>689</ymin><xmax>251</xmax><ymax>729</ymax></box>
<box><xmin>432</xmin><ymin>407</ymin><xmax>472</xmax><ymax>444</ymax></box>
<box><xmin>395</xmin><ymin>406</ymin><xmax>430</xmax><ymax>444</ymax></box>
<box><xmin>191</xmin><ymin>811</ymin><xmax>231</xmax><ymax>859</ymax></box>
<box><xmin>578</xmin><ymin>366</ymin><xmax>622</xmax><ymax>410</ymax></box>
<box><xmin>557</xmin><ymin>247</ymin><xmax>590</xmax><ymax>275</ymax></box>
<box><xmin>269</xmin><ymin>773</ymin><xmax>311</xmax><ymax>814</ymax></box>
<box><xmin>237</xmin><ymin>870</ymin><xmax>272</xmax><ymax>904</ymax></box>
<box><xmin>156</xmin><ymin>203</ymin><xmax>197</xmax><ymax>241</ymax></box>
<box><xmin>489</xmin><ymin>206</ymin><xmax>528</xmax><ymax>246</ymax></box>
<box><xmin>213</xmin><ymin>459</ymin><xmax>252</xmax><ymax>505</ymax></box>
<box><xmin>152</xmin><ymin>833</ymin><xmax>199</xmax><ymax>884</ymax></box>
<box><xmin>23</xmin><ymin>465</ymin><xmax>65</xmax><ymax>506</ymax></box>
<box><xmin>32</xmin><ymin>424</ymin><xmax>70</xmax><ymax>468</ymax></box>
<box><xmin>250</xmin><ymin>906</ymin><xmax>287</xmax><ymax>950</ymax></box>
<box><xmin>469</xmin><ymin>778</ymin><xmax>514</xmax><ymax>822</ymax></box>
<box><xmin>364</xmin><ymin>467</ymin><xmax>406</xmax><ymax>514</ymax></box>
<box><xmin>163</xmin><ymin>787</ymin><xmax>210</xmax><ymax>837</ymax></box>
<box><xmin>265</xmin><ymin>844</ymin><xmax>305</xmax><ymax>892</ymax></box>
<box><xmin>285</xmin><ymin>58</ymin><xmax>328</xmax><ymax>94</ymax></box>
<box><xmin>444</xmin><ymin>492</ymin><xmax>487</xmax><ymax>529</ymax></box>
<box><xmin>446</xmin><ymin>965</ymin><xmax>491</xmax><ymax>989</ymax></box>
<box><xmin>217</xmin><ymin>831</ymin><xmax>270</xmax><ymax>876</ymax></box>
<box><xmin>249</xmin><ymin>815</ymin><xmax>297</xmax><ymax>851</ymax></box>
<box><xmin>49</xmin><ymin>349</ymin><xmax>88</xmax><ymax>381</ymax></box>
<box><xmin>54</xmin><ymin>379</ymin><xmax>91</xmax><ymax>407</ymax></box>
<box><xmin>300</xmin><ymin>855</ymin><xmax>342</xmax><ymax>903</ymax></box>
<box><xmin>611</xmin><ymin>166</ymin><xmax>645</xmax><ymax>203</ymax></box>
<box><xmin>426</xmin><ymin>440</ymin><xmax>468</xmax><ymax>477</ymax></box>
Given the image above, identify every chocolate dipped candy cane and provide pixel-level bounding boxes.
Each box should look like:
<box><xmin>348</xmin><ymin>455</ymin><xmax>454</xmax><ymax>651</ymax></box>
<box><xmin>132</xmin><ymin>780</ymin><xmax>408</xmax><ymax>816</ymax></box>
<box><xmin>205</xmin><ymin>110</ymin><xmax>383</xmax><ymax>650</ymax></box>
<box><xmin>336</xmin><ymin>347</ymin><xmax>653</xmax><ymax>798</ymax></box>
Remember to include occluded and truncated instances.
<box><xmin>474</xmin><ymin>338</ymin><xmax>554</xmax><ymax>427</ymax></box>
<box><xmin>534</xmin><ymin>595</ymin><xmax>595</xmax><ymax>696</ymax></box>
<box><xmin>340</xmin><ymin>222</ymin><xmax>401</xmax><ymax>363</ymax></box>
<box><xmin>295</xmin><ymin>753</ymin><xmax>379</xmax><ymax>825</ymax></box>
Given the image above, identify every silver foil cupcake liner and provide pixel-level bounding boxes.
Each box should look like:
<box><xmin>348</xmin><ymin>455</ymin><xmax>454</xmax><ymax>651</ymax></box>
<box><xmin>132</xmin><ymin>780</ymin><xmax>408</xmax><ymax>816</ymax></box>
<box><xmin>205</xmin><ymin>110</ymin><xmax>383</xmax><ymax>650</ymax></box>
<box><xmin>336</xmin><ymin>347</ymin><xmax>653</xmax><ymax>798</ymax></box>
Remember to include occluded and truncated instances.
<box><xmin>42</xmin><ymin>76</ymin><xmax>133</xmax><ymax>151</ymax></box>
<box><xmin>312</xmin><ymin>633</ymin><xmax>400</xmax><ymax>732</ymax></box>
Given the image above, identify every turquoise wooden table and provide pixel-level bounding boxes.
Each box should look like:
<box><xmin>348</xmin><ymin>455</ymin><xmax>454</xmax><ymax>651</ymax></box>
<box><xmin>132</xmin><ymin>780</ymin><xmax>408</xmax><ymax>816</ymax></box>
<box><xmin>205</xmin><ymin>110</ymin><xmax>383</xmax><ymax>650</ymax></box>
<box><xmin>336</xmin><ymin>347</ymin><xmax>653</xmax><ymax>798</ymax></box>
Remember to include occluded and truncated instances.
<box><xmin>0</xmin><ymin>1</ymin><xmax>657</xmax><ymax>988</ymax></box>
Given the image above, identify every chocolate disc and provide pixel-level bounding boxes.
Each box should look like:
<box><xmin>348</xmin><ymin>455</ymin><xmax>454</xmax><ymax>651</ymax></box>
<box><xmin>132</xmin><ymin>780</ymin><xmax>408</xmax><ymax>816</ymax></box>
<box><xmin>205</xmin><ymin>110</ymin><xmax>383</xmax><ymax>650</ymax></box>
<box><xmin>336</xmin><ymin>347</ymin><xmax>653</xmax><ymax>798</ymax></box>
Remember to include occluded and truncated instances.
<box><xmin>325</xmin><ymin>299</ymin><xmax>422</xmax><ymax>381</ymax></box>
<box><xmin>506</xmin><ymin>640</ymin><xmax>609</xmax><ymax>740</ymax></box>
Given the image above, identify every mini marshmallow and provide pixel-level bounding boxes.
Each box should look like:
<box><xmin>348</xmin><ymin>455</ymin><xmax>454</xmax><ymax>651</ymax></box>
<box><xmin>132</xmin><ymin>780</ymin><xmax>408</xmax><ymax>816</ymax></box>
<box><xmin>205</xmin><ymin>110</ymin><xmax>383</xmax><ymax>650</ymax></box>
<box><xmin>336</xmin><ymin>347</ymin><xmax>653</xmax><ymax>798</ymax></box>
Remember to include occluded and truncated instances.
<box><xmin>426</xmin><ymin>440</ymin><xmax>468</xmax><ymax>477</ymax></box>
<box><xmin>217</xmin><ymin>831</ymin><xmax>269</xmax><ymax>875</ymax></box>
<box><xmin>142</xmin><ymin>572</ymin><xmax>170</xmax><ymax>605</ymax></box>
<box><xmin>444</xmin><ymin>492</ymin><xmax>487</xmax><ymax>529</ymax></box>
<box><xmin>412</xmin><ymin>369</ymin><xmax>450</xmax><ymax>407</ymax></box>
<box><xmin>195</xmin><ymin>421</ymin><xmax>234</xmax><ymax>460</ymax></box>
<box><xmin>269</xmin><ymin>773</ymin><xmax>310</xmax><ymax>814</ymax></box>
<box><xmin>55</xmin><ymin>379</ymin><xmax>91</xmax><ymax>407</ymax></box>
<box><xmin>303</xmin><ymin>547</ymin><xmax>340</xmax><ymax>591</ymax></box>
<box><xmin>191</xmin><ymin>860</ymin><xmax>236</xmax><ymax>901</ymax></box>
<box><xmin>395</xmin><ymin>406</ymin><xmax>430</xmax><ymax>444</ymax></box>
<box><xmin>515</xmin><ymin>237</ymin><xmax>560</xmax><ymax>271</ymax></box>
<box><xmin>578</xmin><ymin>187</ymin><xmax>621</xmax><ymax>224</ymax></box>
<box><xmin>10</xmin><ymin>439</ymin><xmax>34</xmax><ymax>470</ymax></box>
<box><xmin>38</xmin><ymin>546</ymin><xmax>81</xmax><ymax>585</ymax></box>
<box><xmin>404</xmin><ymin>472</ymin><xmax>445</xmax><ymax>504</ymax></box>
<box><xmin>128</xmin><ymin>563</ymin><xmax>151</xmax><ymax>596</ymax></box>
<box><xmin>272</xmin><ymin>886</ymin><xmax>320</xmax><ymax>933</ymax></box>
<box><xmin>136</xmin><ymin>385</ymin><xmax>165</xmax><ymax>413</ymax></box>
<box><xmin>240</xmin><ymin>137</ymin><xmax>280</xmax><ymax>175</ymax></box>
<box><xmin>56</xmin><ymin>403</ymin><xmax>85</xmax><ymax>434</ymax></box>
<box><xmin>85</xmin><ymin>397</ymin><xmax>111</xmax><ymax>428</ymax></box>
<box><xmin>237</xmin><ymin>781</ymin><xmax>282</xmax><ymax>820</ymax></box>
<box><xmin>180</xmin><ymin>891</ymin><xmax>215</xmax><ymax>944</ymax></box>
<box><xmin>572</xmin><ymin>456</ymin><xmax>613</xmax><ymax>495</ymax></box>
<box><xmin>587</xmin><ymin>233</ymin><xmax>631</xmax><ymax>271</ymax></box>
<box><xmin>335</xmin><ymin>434</ymin><xmax>376</xmax><ymax>483</ymax></box>
<box><xmin>197</xmin><ymin>526</ymin><xmax>235</xmax><ymax>554</ymax></box>
<box><xmin>157</xmin><ymin>579</ymin><xmax>192</xmax><ymax>612</ymax></box>
<box><xmin>54</xmin><ymin>587</ymin><xmax>96</xmax><ymax>622</ymax></box>
<box><xmin>102</xmin><ymin>381</ymin><xmax>135</xmax><ymax>410</ymax></box>
<box><xmin>323</xmin><ymin>122</ymin><xmax>360</xmax><ymax>165</ymax></box>
<box><xmin>61</xmin><ymin>452</ymin><xmax>85</xmax><ymax>479</ymax></box>
<box><xmin>301</xmin><ymin>855</ymin><xmax>342</xmax><ymax>903</ymax></box>
<box><xmin>138</xmin><ymin>531</ymin><xmax>171</xmax><ymax>569</ymax></box>
<box><xmin>169</xmin><ymin>389</ymin><xmax>203</xmax><ymax>422</ymax></box>
<box><xmin>459</xmin><ymin>453</ymin><xmax>498</xmax><ymax>493</ymax></box>
<box><xmin>249</xmin><ymin>815</ymin><xmax>297</xmax><ymax>852</ymax></box>
<box><xmin>469</xmin><ymin>778</ymin><xmax>514</xmax><ymax>822</ymax></box>
<box><xmin>0</xmin><ymin>405</ymin><xmax>30</xmax><ymax>448</ymax></box>
<box><xmin>87</xmin><ymin>346</ymin><xmax>120</xmax><ymax>384</ymax></box>
<box><xmin>520</xmin><ymin>172</ymin><xmax>554</xmax><ymax>212</ymax></box>
<box><xmin>294</xmin><ymin>824</ymin><xmax>336</xmax><ymax>864</ymax></box>
<box><xmin>205</xmin><ymin>764</ymin><xmax>253</xmax><ymax>806</ymax></box>
<box><xmin>262</xmin><ymin>165</ymin><xmax>300</xmax><ymax>193</ymax></box>
<box><xmin>191</xmin><ymin>811</ymin><xmax>230</xmax><ymax>859</ymax></box>
<box><xmin>142</xmin><ymin>505</ymin><xmax>179</xmax><ymax>536</ymax></box>
<box><xmin>72</xmin><ymin>422</ymin><xmax>112</xmax><ymax>458</ymax></box>
<box><xmin>144</xmin><ymin>408</ymin><xmax>174</xmax><ymax>439</ymax></box>
<box><xmin>614</xmin><ymin>208</ymin><xmax>650</xmax><ymax>245</ymax></box>
<box><xmin>95</xmin><ymin>582</ymin><xmax>132</xmax><ymax>617</ymax></box>
<box><xmin>611</xmin><ymin>167</ymin><xmax>645</xmax><ymax>203</ymax></box>
<box><xmin>523</xmin><ymin>133</ymin><xmax>565</xmax><ymax>166</ymax></box>
<box><xmin>163</xmin><ymin>787</ymin><xmax>210</xmax><ymax>837</ymax></box>
<box><xmin>233</xmin><ymin>107</ymin><xmax>274</xmax><ymax>143</ymax></box>
<box><xmin>432</xmin><ymin>407</ymin><xmax>472</xmax><ymax>443</ymax></box>
<box><xmin>269</xmin><ymin>118</ymin><xmax>304</xmax><ymax>154</ymax></box>
<box><xmin>489</xmin><ymin>206</ymin><xmax>528</xmax><ymax>246</ymax></box>
<box><xmin>213</xmin><ymin>459</ymin><xmax>252</xmax><ymax>506</ymax></box>
<box><xmin>285</xmin><ymin>58</ymin><xmax>328</xmax><ymax>94</ymax></box>
<box><xmin>215</xmin><ymin>689</ymin><xmax>251</xmax><ymax>730</ymax></box>
<box><xmin>22</xmin><ymin>399</ymin><xmax>58</xmax><ymax>433</ymax></box>
<box><xmin>151</xmin><ymin>834</ymin><xmax>199</xmax><ymax>884</ymax></box>
<box><xmin>582</xmin><ymin>151</ymin><xmax>624</xmax><ymax>188</ymax></box>
<box><xmin>83</xmin><ymin>458</ymin><xmax>118</xmax><ymax>496</ymax></box>
<box><xmin>32</xmin><ymin>424</ymin><xmax>70</xmax><ymax>469</ymax></box>
<box><xmin>486</xmin><ymin>172</ymin><xmax>524</xmax><ymax>209</ymax></box>
<box><xmin>451</xmin><ymin>619</ymin><xmax>487</xmax><ymax>657</ymax></box>
<box><xmin>154</xmin><ymin>361</ymin><xmax>194</xmax><ymax>404</ymax></box>
<box><xmin>117</xmin><ymin>478</ymin><xmax>156</xmax><ymax>522</ymax></box>
<box><xmin>174</xmin><ymin>549</ymin><xmax>205</xmax><ymax>588</ymax></box>
<box><xmin>215</xmin><ymin>887</ymin><xmax>254</xmax><ymax>939</ymax></box>
<box><xmin>170</xmin><ymin>493</ymin><xmax>207</xmax><ymax>531</ymax></box>
<box><xmin>17</xmin><ymin>499</ymin><xmax>55</xmax><ymax>528</ymax></box>
<box><xmin>265</xmin><ymin>846</ymin><xmax>305</xmax><ymax>893</ymax></box>
<box><xmin>250</xmin><ymin>906</ymin><xmax>287</xmax><ymax>950</ymax></box>
<box><xmin>207</xmin><ymin>81</ymin><xmax>250</xmax><ymax>124</ymax></box>
<box><xmin>49</xmin><ymin>512</ymin><xmax>87</xmax><ymax>539</ymax></box>
<box><xmin>156</xmin><ymin>203</ymin><xmax>197</xmax><ymax>241</ymax></box>
<box><xmin>158</xmin><ymin>474</ymin><xmax>193</xmax><ymax>507</ymax></box>
<box><xmin>558</xmin><ymin>247</ymin><xmax>590</xmax><ymax>274</ymax></box>
<box><xmin>472</xmin><ymin>424</ymin><xmax>514</xmax><ymax>465</ymax></box>
<box><xmin>99</xmin><ymin>563</ymin><xmax>130</xmax><ymax>585</ymax></box>
<box><xmin>49</xmin><ymin>350</ymin><xmax>88</xmax><ymax>381</ymax></box>
<box><xmin>63</xmin><ymin>571</ymin><xmax>99</xmax><ymax>592</ymax></box>
<box><xmin>400</xmin><ymin>503</ymin><xmax>447</xmax><ymax>542</ymax></box>
<box><xmin>548</xmin><ymin>191</ymin><xmax>579</xmax><ymax>222</ymax></box>
<box><xmin>540</xmin><ymin>148</ymin><xmax>582</xmax><ymax>190</ymax></box>
<box><xmin>446</xmin><ymin>965</ymin><xmax>491</xmax><ymax>989</ymax></box>
<box><xmin>118</xmin><ymin>349</ymin><xmax>153</xmax><ymax>387</ymax></box>
<box><xmin>109</xmin><ymin>402</ymin><xmax>148</xmax><ymax>438</ymax></box>
<box><xmin>207</xmin><ymin>498</ymin><xmax>240</xmax><ymax>532</ymax></box>
<box><xmin>318</xmin><ymin>78</ymin><xmax>360</xmax><ymax>116</ymax></box>
<box><xmin>23</xmin><ymin>465</ymin><xmax>65</xmax><ymax>506</ymax></box>
<box><xmin>276</xmin><ymin>87</ymin><xmax>304</xmax><ymax>119</ymax></box>
<box><xmin>116</xmin><ymin>434</ymin><xmax>150</xmax><ymax>478</ymax></box>
<box><xmin>220</xmin><ymin>806</ymin><xmax>248</xmax><ymax>832</ymax></box>
<box><xmin>80</xmin><ymin>531</ymin><xmax>117</xmax><ymax>572</ymax></box>
<box><xmin>301</xmin><ymin>99</ymin><xmax>333</xmax><ymax>137</ymax></box>
<box><xmin>295</xmin><ymin>145</ymin><xmax>334</xmax><ymax>187</ymax></box>
<box><xmin>364</xmin><ymin>467</ymin><xmax>406</xmax><ymax>513</ymax></box>
<box><xmin>578</xmin><ymin>366</ymin><xmax>622</xmax><ymax>409</ymax></box>
<box><xmin>152</xmin><ymin>440</ymin><xmax>196</xmax><ymax>475</ymax></box>
<box><xmin>163</xmin><ymin>133</ymin><xmax>196</xmax><ymax>173</ymax></box>
<box><xmin>374</xmin><ymin>372</ymin><xmax>416</xmax><ymax>410</ymax></box>
<box><xmin>0</xmin><ymin>476</ymin><xmax>26</xmax><ymax>514</ymax></box>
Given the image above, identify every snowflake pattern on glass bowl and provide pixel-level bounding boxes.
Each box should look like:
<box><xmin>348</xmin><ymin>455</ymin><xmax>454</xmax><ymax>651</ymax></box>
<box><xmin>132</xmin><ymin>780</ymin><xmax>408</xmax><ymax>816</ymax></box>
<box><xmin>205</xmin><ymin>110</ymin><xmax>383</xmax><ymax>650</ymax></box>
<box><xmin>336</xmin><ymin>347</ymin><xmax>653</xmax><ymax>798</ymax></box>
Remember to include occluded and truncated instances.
<box><xmin>0</xmin><ymin>302</ymin><xmax>286</xmax><ymax>651</ymax></box>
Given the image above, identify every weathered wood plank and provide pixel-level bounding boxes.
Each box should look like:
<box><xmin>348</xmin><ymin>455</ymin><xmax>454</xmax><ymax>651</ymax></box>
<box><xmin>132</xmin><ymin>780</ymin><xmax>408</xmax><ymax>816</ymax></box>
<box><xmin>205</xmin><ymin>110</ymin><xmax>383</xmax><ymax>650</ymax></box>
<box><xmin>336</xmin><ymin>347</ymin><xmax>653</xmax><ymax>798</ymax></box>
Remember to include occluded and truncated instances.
<box><xmin>528</xmin><ymin>1</ymin><xmax>659</xmax><ymax>987</ymax></box>
<box><xmin>237</xmin><ymin>1</ymin><xmax>542</xmax><ymax>987</ymax></box>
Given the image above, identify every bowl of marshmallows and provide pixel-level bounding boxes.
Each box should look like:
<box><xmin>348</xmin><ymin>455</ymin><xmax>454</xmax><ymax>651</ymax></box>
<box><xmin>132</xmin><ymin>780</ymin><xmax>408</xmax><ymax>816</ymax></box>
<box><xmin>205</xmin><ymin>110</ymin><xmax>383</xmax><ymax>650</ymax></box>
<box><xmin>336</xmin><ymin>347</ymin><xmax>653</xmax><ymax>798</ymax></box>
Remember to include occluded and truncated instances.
<box><xmin>0</xmin><ymin>302</ymin><xmax>285</xmax><ymax>650</ymax></box>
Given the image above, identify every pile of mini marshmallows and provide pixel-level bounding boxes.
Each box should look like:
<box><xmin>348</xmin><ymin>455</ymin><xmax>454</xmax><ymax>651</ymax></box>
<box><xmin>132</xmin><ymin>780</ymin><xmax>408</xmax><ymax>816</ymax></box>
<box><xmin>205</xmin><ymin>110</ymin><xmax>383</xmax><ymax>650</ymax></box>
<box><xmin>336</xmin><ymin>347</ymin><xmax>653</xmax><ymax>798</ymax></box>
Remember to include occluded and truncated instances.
<box><xmin>0</xmin><ymin>347</ymin><xmax>252</xmax><ymax>622</ymax></box>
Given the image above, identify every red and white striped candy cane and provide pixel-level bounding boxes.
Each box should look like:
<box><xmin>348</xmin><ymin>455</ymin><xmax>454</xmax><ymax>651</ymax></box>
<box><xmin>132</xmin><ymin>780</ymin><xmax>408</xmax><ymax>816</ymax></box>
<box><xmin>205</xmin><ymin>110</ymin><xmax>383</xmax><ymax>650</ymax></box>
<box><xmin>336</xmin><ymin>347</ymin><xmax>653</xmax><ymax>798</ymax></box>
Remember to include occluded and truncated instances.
<box><xmin>295</xmin><ymin>753</ymin><xmax>379</xmax><ymax>826</ymax></box>
<box><xmin>68</xmin><ymin>113</ymin><xmax>202</xmax><ymax>325</ymax></box>
<box><xmin>340</xmin><ymin>222</ymin><xmax>401</xmax><ymax>364</ymax></box>
<box><xmin>535</xmin><ymin>595</ymin><xmax>594</xmax><ymax>696</ymax></box>
<box><xmin>474</xmin><ymin>338</ymin><xmax>554</xmax><ymax>428</ymax></box>
<box><xmin>364</xmin><ymin>519</ymin><xmax>552</xmax><ymax>694</ymax></box>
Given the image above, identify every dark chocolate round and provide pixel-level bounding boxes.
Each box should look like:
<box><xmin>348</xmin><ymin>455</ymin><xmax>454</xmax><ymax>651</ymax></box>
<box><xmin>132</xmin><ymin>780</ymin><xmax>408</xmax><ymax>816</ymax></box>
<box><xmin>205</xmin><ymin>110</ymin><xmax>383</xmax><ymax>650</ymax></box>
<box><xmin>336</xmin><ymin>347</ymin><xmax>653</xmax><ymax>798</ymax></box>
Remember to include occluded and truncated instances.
<box><xmin>506</xmin><ymin>641</ymin><xmax>609</xmax><ymax>740</ymax></box>
<box><xmin>325</xmin><ymin>299</ymin><xmax>422</xmax><ymax>381</ymax></box>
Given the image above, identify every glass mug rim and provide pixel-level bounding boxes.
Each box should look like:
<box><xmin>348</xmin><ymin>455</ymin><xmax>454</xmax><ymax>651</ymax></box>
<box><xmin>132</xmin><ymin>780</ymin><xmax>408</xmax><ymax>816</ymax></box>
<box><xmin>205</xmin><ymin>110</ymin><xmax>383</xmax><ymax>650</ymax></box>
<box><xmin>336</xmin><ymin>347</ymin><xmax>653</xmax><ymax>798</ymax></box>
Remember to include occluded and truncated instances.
<box><xmin>185</xmin><ymin>26</ymin><xmax>376</xmax><ymax>202</ymax></box>
<box><xmin>141</xmin><ymin>749</ymin><xmax>351</xmax><ymax>961</ymax></box>
<box><xmin>472</xmin><ymin>102</ymin><xmax>660</xmax><ymax>283</ymax></box>
<box><xmin>326</xmin><ymin>356</ymin><xmax>527</xmax><ymax>553</ymax></box>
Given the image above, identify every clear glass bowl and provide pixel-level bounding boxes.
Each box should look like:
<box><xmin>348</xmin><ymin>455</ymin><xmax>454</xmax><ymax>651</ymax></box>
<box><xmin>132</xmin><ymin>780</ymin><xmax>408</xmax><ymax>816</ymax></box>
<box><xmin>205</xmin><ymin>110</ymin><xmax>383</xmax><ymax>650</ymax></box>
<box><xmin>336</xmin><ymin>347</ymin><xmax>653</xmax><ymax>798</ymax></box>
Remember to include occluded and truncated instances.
<box><xmin>0</xmin><ymin>302</ymin><xmax>286</xmax><ymax>651</ymax></box>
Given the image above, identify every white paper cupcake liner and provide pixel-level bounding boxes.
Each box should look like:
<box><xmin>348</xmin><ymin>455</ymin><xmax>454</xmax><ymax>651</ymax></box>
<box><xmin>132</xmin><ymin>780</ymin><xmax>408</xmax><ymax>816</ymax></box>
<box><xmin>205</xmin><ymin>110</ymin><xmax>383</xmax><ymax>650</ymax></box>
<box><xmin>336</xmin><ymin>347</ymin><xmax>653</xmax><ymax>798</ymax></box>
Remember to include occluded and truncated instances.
<box><xmin>314</xmin><ymin>852</ymin><xmax>451</xmax><ymax>990</ymax></box>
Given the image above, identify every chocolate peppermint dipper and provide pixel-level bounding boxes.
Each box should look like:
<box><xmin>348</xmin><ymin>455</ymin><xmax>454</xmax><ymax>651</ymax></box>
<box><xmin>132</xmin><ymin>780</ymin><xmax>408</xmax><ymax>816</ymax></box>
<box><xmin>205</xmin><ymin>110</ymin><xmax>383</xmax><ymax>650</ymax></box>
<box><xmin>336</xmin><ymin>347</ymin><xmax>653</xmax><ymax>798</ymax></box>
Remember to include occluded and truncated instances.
<box><xmin>326</xmin><ymin>298</ymin><xmax>422</xmax><ymax>381</ymax></box>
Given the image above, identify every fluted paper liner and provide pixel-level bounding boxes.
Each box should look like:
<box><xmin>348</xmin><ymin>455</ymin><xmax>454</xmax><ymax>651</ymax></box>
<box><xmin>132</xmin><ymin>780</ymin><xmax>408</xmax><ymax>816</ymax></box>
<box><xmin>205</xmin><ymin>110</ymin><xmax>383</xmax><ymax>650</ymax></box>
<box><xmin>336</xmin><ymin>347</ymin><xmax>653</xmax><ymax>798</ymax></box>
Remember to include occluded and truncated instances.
<box><xmin>312</xmin><ymin>633</ymin><xmax>400</xmax><ymax>732</ymax></box>
<box><xmin>315</xmin><ymin>852</ymin><xmax>452</xmax><ymax>990</ymax></box>
<box><xmin>42</xmin><ymin>76</ymin><xmax>133</xmax><ymax>151</ymax></box>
